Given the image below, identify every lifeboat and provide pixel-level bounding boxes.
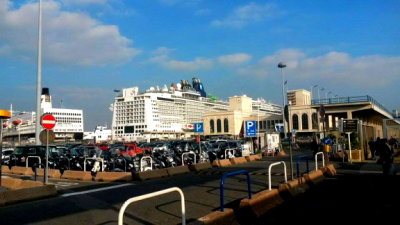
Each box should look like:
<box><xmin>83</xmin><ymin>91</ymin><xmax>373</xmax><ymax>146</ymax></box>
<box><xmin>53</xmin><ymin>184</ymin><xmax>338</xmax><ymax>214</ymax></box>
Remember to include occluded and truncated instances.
<box><xmin>12</xmin><ymin>119</ymin><xmax>22</xmax><ymax>126</ymax></box>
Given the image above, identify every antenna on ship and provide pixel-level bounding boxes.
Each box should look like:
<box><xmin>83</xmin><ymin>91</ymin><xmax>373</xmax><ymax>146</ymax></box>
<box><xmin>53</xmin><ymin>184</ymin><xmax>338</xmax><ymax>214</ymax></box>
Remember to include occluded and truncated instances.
<box><xmin>60</xmin><ymin>99</ymin><xmax>63</xmax><ymax>108</ymax></box>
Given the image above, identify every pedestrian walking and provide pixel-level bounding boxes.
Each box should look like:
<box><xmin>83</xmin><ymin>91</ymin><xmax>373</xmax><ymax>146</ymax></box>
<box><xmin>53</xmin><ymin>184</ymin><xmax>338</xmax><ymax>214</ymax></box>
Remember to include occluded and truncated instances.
<box><xmin>311</xmin><ymin>137</ymin><xmax>319</xmax><ymax>156</ymax></box>
<box><xmin>376</xmin><ymin>138</ymin><xmax>394</xmax><ymax>175</ymax></box>
<box><xmin>368</xmin><ymin>137</ymin><xmax>375</xmax><ymax>159</ymax></box>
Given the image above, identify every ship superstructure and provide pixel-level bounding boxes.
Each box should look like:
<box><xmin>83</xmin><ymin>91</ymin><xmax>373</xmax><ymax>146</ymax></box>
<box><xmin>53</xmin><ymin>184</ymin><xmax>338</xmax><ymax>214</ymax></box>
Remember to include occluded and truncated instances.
<box><xmin>2</xmin><ymin>88</ymin><xmax>84</xmax><ymax>145</ymax></box>
<box><xmin>111</xmin><ymin>78</ymin><xmax>229</xmax><ymax>141</ymax></box>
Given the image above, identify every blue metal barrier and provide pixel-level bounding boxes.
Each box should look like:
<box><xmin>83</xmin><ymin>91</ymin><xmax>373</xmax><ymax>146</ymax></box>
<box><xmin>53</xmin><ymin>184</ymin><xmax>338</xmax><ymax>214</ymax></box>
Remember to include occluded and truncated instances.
<box><xmin>296</xmin><ymin>155</ymin><xmax>311</xmax><ymax>178</ymax></box>
<box><xmin>220</xmin><ymin>170</ymin><xmax>252</xmax><ymax>212</ymax></box>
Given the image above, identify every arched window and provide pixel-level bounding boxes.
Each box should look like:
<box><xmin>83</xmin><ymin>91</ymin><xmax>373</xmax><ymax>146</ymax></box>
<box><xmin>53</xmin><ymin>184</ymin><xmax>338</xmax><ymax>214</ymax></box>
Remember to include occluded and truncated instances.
<box><xmin>312</xmin><ymin>113</ymin><xmax>318</xmax><ymax>129</ymax></box>
<box><xmin>224</xmin><ymin>118</ymin><xmax>229</xmax><ymax>132</ymax></box>
<box><xmin>217</xmin><ymin>119</ymin><xmax>222</xmax><ymax>133</ymax></box>
<box><xmin>292</xmin><ymin>114</ymin><xmax>299</xmax><ymax>130</ymax></box>
<box><xmin>302</xmin><ymin>113</ymin><xmax>309</xmax><ymax>130</ymax></box>
<box><xmin>210</xmin><ymin>120</ymin><xmax>215</xmax><ymax>133</ymax></box>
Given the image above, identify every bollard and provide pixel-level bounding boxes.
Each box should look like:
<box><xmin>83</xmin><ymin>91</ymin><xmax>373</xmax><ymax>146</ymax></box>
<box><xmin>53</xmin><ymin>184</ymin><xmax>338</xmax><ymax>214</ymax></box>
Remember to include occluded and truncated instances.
<box><xmin>33</xmin><ymin>166</ymin><xmax>38</xmax><ymax>182</ymax></box>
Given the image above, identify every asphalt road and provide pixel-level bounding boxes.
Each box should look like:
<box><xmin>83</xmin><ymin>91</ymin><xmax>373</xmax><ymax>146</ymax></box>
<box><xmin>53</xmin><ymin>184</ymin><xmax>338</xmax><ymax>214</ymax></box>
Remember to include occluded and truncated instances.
<box><xmin>0</xmin><ymin>151</ymin><xmax>398</xmax><ymax>225</ymax></box>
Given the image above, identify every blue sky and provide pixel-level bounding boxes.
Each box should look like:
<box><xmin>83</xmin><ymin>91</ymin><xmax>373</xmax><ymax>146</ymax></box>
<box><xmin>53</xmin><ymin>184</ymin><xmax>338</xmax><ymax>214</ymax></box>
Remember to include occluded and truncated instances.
<box><xmin>1</xmin><ymin>0</ymin><xmax>399</xmax><ymax>130</ymax></box>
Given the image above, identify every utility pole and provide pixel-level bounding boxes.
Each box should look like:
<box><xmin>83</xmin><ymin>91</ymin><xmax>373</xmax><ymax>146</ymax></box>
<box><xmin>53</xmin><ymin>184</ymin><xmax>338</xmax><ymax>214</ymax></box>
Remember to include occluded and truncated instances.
<box><xmin>35</xmin><ymin>0</ymin><xmax>43</xmax><ymax>145</ymax></box>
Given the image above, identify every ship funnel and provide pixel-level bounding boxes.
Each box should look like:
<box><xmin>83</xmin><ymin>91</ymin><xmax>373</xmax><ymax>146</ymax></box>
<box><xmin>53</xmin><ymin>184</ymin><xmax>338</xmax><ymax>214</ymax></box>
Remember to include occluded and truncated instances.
<box><xmin>42</xmin><ymin>87</ymin><xmax>50</xmax><ymax>96</ymax></box>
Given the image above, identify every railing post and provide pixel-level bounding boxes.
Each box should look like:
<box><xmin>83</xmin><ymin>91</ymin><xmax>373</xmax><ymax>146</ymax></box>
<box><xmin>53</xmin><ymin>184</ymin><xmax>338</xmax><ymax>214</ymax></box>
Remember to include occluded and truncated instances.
<box><xmin>181</xmin><ymin>152</ymin><xmax>196</xmax><ymax>165</ymax></box>
<box><xmin>268</xmin><ymin>161</ymin><xmax>287</xmax><ymax>190</ymax></box>
<box><xmin>26</xmin><ymin>156</ymin><xmax>41</xmax><ymax>168</ymax></box>
<box><xmin>295</xmin><ymin>155</ymin><xmax>311</xmax><ymax>178</ymax></box>
<box><xmin>118</xmin><ymin>187</ymin><xmax>186</xmax><ymax>225</ymax></box>
<box><xmin>220</xmin><ymin>170</ymin><xmax>252</xmax><ymax>211</ymax></box>
<box><xmin>224</xmin><ymin>149</ymin><xmax>235</xmax><ymax>159</ymax></box>
<box><xmin>314</xmin><ymin>152</ymin><xmax>325</xmax><ymax>171</ymax></box>
<box><xmin>140</xmin><ymin>156</ymin><xmax>153</xmax><ymax>171</ymax></box>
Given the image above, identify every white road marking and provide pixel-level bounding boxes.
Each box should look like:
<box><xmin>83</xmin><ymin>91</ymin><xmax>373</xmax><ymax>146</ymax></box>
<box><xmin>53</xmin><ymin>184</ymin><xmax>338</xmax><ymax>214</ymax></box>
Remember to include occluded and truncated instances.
<box><xmin>61</xmin><ymin>183</ymin><xmax>134</xmax><ymax>197</ymax></box>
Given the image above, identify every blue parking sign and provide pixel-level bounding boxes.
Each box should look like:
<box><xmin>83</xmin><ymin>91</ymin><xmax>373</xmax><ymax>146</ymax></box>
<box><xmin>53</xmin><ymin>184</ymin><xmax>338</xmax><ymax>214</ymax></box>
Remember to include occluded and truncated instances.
<box><xmin>245</xmin><ymin>120</ymin><xmax>257</xmax><ymax>137</ymax></box>
<box><xmin>194</xmin><ymin>123</ymin><xmax>204</xmax><ymax>133</ymax></box>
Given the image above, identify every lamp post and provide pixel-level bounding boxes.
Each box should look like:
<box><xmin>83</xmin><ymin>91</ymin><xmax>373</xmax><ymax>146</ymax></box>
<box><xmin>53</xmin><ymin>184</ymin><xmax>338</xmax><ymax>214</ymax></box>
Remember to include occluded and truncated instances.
<box><xmin>326</xmin><ymin>91</ymin><xmax>332</xmax><ymax>99</ymax></box>
<box><xmin>278</xmin><ymin>62</ymin><xmax>287</xmax><ymax>138</ymax></box>
<box><xmin>35</xmin><ymin>0</ymin><xmax>43</xmax><ymax>145</ymax></box>
<box><xmin>311</xmin><ymin>85</ymin><xmax>318</xmax><ymax>100</ymax></box>
<box><xmin>319</xmin><ymin>87</ymin><xmax>324</xmax><ymax>100</ymax></box>
<box><xmin>111</xmin><ymin>89</ymin><xmax>121</xmax><ymax>141</ymax></box>
<box><xmin>257</xmin><ymin>102</ymin><xmax>260</xmax><ymax>152</ymax></box>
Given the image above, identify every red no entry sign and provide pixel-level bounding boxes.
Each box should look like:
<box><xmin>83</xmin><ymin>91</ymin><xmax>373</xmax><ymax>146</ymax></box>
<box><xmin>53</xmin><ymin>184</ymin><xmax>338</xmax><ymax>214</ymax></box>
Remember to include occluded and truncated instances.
<box><xmin>41</xmin><ymin>113</ymin><xmax>56</xmax><ymax>130</ymax></box>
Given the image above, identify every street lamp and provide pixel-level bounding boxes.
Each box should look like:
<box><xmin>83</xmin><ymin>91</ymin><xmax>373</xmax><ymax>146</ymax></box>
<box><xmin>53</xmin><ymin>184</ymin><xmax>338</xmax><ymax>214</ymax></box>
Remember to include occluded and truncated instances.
<box><xmin>257</xmin><ymin>102</ymin><xmax>261</xmax><ymax>152</ymax></box>
<box><xmin>326</xmin><ymin>91</ymin><xmax>332</xmax><ymax>99</ymax></box>
<box><xmin>35</xmin><ymin>0</ymin><xmax>43</xmax><ymax>145</ymax></box>
<box><xmin>319</xmin><ymin>87</ymin><xmax>324</xmax><ymax>100</ymax></box>
<box><xmin>311</xmin><ymin>85</ymin><xmax>318</xmax><ymax>101</ymax></box>
<box><xmin>278</xmin><ymin>62</ymin><xmax>287</xmax><ymax>138</ymax></box>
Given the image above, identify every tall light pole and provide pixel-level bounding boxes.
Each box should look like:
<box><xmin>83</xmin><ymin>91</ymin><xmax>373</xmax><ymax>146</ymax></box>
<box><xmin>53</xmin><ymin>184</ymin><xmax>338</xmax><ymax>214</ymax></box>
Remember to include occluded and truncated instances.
<box><xmin>319</xmin><ymin>87</ymin><xmax>324</xmax><ymax>100</ymax></box>
<box><xmin>311</xmin><ymin>85</ymin><xmax>318</xmax><ymax>101</ymax></box>
<box><xmin>35</xmin><ymin>0</ymin><xmax>43</xmax><ymax>145</ymax></box>
<box><xmin>257</xmin><ymin>102</ymin><xmax>260</xmax><ymax>152</ymax></box>
<box><xmin>326</xmin><ymin>91</ymin><xmax>332</xmax><ymax>99</ymax></box>
<box><xmin>278</xmin><ymin>62</ymin><xmax>287</xmax><ymax>138</ymax></box>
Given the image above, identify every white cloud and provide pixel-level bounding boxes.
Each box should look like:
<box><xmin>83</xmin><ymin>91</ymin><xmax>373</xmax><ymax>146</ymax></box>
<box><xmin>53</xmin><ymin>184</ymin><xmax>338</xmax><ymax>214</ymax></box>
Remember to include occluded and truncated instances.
<box><xmin>62</xmin><ymin>0</ymin><xmax>109</xmax><ymax>5</ymax></box>
<box><xmin>149</xmin><ymin>47</ymin><xmax>213</xmax><ymax>71</ymax></box>
<box><xmin>158</xmin><ymin>0</ymin><xmax>201</xmax><ymax>6</ymax></box>
<box><xmin>218</xmin><ymin>53</ymin><xmax>252</xmax><ymax>66</ymax></box>
<box><xmin>167</xmin><ymin>58</ymin><xmax>212</xmax><ymax>71</ymax></box>
<box><xmin>195</xmin><ymin>9</ymin><xmax>211</xmax><ymax>16</ymax></box>
<box><xmin>211</xmin><ymin>2</ymin><xmax>279</xmax><ymax>28</ymax></box>
<box><xmin>0</xmin><ymin>0</ymin><xmax>140</xmax><ymax>66</ymax></box>
<box><xmin>238</xmin><ymin>49</ymin><xmax>400</xmax><ymax>87</ymax></box>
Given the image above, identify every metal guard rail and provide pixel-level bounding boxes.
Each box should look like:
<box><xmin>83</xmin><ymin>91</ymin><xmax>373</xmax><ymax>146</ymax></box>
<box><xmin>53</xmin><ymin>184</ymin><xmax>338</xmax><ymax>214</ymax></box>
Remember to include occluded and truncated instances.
<box><xmin>311</xmin><ymin>95</ymin><xmax>391</xmax><ymax>115</ymax></box>
<box><xmin>295</xmin><ymin>155</ymin><xmax>311</xmax><ymax>178</ymax></box>
<box><xmin>181</xmin><ymin>152</ymin><xmax>196</xmax><ymax>165</ymax></box>
<box><xmin>140</xmin><ymin>156</ymin><xmax>153</xmax><ymax>172</ymax></box>
<box><xmin>268</xmin><ymin>161</ymin><xmax>287</xmax><ymax>190</ymax></box>
<box><xmin>26</xmin><ymin>156</ymin><xmax>41</xmax><ymax>168</ymax></box>
<box><xmin>84</xmin><ymin>158</ymin><xmax>104</xmax><ymax>172</ymax></box>
<box><xmin>118</xmin><ymin>187</ymin><xmax>186</xmax><ymax>225</ymax></box>
<box><xmin>220</xmin><ymin>170</ymin><xmax>252</xmax><ymax>212</ymax></box>
<box><xmin>315</xmin><ymin>152</ymin><xmax>325</xmax><ymax>171</ymax></box>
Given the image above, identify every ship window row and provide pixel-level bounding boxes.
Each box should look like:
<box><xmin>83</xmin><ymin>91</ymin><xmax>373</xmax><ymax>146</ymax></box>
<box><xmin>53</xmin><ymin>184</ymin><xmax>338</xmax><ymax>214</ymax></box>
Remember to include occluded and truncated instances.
<box><xmin>57</xmin><ymin>119</ymin><xmax>82</xmax><ymax>123</ymax></box>
<box><xmin>52</xmin><ymin>112</ymin><xmax>81</xmax><ymax>116</ymax></box>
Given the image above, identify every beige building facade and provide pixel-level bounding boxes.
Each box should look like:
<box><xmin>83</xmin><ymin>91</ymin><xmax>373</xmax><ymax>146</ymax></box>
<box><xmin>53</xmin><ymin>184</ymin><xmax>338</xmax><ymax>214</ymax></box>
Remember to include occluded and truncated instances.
<box><xmin>203</xmin><ymin>95</ymin><xmax>283</xmax><ymax>148</ymax></box>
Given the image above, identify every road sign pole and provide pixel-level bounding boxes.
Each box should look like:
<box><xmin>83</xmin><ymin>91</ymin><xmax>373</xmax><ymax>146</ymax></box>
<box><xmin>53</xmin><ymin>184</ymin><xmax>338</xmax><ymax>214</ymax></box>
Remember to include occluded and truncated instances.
<box><xmin>199</xmin><ymin>134</ymin><xmax>201</xmax><ymax>162</ymax></box>
<box><xmin>44</xmin><ymin>129</ymin><xmax>49</xmax><ymax>184</ymax></box>
<box><xmin>346</xmin><ymin>132</ymin><xmax>352</xmax><ymax>164</ymax></box>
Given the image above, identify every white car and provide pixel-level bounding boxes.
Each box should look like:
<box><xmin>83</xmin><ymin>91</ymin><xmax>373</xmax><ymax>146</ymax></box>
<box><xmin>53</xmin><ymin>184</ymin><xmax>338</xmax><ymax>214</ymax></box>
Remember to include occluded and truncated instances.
<box><xmin>2</xmin><ymin>148</ymin><xmax>14</xmax><ymax>162</ymax></box>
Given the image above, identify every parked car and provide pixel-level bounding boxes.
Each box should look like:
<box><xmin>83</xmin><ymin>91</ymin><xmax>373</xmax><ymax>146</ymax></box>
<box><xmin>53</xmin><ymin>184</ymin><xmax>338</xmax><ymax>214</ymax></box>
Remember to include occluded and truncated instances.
<box><xmin>8</xmin><ymin>145</ymin><xmax>58</xmax><ymax>167</ymax></box>
<box><xmin>1</xmin><ymin>148</ymin><xmax>14</xmax><ymax>163</ymax></box>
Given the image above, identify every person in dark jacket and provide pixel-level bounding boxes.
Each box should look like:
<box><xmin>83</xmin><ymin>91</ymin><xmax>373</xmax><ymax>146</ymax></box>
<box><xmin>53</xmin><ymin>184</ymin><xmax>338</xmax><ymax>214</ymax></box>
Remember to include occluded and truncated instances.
<box><xmin>311</xmin><ymin>137</ymin><xmax>319</xmax><ymax>156</ymax></box>
<box><xmin>368</xmin><ymin>137</ymin><xmax>376</xmax><ymax>159</ymax></box>
<box><xmin>376</xmin><ymin>138</ymin><xmax>394</xmax><ymax>175</ymax></box>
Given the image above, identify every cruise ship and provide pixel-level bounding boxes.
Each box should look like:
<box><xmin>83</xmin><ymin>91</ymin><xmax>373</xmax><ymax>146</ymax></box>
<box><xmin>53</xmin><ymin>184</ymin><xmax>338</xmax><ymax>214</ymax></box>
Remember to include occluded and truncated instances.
<box><xmin>111</xmin><ymin>78</ymin><xmax>282</xmax><ymax>142</ymax></box>
<box><xmin>2</xmin><ymin>88</ymin><xmax>84</xmax><ymax>145</ymax></box>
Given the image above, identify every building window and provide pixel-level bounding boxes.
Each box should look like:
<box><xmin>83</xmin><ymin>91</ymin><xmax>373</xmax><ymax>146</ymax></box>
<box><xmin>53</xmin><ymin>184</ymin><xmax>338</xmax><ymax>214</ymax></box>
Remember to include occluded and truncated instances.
<box><xmin>292</xmin><ymin>114</ymin><xmax>299</xmax><ymax>130</ymax></box>
<box><xmin>312</xmin><ymin>113</ymin><xmax>318</xmax><ymax>129</ymax></box>
<box><xmin>302</xmin><ymin>113</ymin><xmax>309</xmax><ymax>130</ymax></box>
<box><xmin>224</xmin><ymin>118</ymin><xmax>229</xmax><ymax>132</ymax></box>
<box><xmin>217</xmin><ymin>119</ymin><xmax>222</xmax><ymax>133</ymax></box>
<box><xmin>210</xmin><ymin>120</ymin><xmax>215</xmax><ymax>133</ymax></box>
